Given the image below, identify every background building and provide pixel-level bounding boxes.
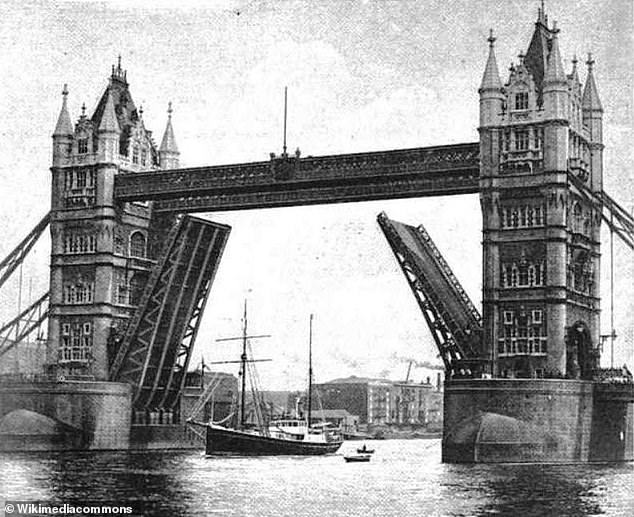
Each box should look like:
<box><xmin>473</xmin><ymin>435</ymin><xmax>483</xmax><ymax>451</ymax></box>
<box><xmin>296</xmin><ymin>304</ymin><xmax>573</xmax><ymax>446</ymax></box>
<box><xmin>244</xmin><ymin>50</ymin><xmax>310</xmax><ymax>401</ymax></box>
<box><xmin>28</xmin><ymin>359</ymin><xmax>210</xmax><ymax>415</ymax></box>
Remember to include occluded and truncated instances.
<box><xmin>317</xmin><ymin>375</ymin><xmax>443</xmax><ymax>427</ymax></box>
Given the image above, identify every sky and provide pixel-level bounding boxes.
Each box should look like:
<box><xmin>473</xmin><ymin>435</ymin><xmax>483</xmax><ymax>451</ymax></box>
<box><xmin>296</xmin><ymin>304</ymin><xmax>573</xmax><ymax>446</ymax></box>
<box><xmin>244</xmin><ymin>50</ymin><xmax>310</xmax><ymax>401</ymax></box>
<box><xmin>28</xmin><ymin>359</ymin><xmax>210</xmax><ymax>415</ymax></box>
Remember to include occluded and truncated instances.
<box><xmin>0</xmin><ymin>0</ymin><xmax>632</xmax><ymax>389</ymax></box>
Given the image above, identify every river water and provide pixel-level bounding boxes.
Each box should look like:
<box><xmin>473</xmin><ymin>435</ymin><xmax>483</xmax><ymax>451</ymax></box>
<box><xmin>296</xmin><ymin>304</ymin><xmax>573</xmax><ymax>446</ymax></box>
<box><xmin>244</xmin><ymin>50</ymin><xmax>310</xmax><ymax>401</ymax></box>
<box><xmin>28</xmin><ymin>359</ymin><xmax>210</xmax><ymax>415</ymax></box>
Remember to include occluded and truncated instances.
<box><xmin>1</xmin><ymin>439</ymin><xmax>633</xmax><ymax>517</ymax></box>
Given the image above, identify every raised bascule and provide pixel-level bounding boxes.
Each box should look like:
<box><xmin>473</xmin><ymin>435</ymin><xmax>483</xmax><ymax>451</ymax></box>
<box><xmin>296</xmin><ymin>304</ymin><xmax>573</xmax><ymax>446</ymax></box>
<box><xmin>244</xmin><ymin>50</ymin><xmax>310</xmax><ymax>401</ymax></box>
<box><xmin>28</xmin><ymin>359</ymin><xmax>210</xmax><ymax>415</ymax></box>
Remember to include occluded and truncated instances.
<box><xmin>0</xmin><ymin>7</ymin><xmax>632</xmax><ymax>461</ymax></box>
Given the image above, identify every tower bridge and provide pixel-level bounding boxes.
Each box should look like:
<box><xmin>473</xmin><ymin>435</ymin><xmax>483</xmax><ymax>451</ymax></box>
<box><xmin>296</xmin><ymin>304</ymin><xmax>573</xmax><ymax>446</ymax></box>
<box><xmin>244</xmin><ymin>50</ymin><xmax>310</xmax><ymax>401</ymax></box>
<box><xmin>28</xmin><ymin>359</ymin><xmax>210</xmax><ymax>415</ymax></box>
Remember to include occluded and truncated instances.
<box><xmin>0</xmin><ymin>6</ymin><xmax>632</xmax><ymax>461</ymax></box>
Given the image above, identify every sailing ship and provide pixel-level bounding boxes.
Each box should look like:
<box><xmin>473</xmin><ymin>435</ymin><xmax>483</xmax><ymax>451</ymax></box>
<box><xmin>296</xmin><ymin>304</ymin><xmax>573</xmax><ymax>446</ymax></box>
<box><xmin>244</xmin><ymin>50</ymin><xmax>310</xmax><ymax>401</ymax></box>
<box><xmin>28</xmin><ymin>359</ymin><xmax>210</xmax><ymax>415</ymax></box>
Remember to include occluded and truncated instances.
<box><xmin>192</xmin><ymin>304</ymin><xmax>343</xmax><ymax>455</ymax></box>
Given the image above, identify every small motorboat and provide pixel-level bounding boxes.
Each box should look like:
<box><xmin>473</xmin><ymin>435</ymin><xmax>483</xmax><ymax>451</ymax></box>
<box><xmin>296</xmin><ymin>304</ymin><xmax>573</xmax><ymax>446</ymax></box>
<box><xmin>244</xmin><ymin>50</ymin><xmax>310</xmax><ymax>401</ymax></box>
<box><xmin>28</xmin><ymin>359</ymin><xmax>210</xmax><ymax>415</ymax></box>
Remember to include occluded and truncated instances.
<box><xmin>344</xmin><ymin>453</ymin><xmax>371</xmax><ymax>463</ymax></box>
<box><xmin>356</xmin><ymin>445</ymin><xmax>374</xmax><ymax>454</ymax></box>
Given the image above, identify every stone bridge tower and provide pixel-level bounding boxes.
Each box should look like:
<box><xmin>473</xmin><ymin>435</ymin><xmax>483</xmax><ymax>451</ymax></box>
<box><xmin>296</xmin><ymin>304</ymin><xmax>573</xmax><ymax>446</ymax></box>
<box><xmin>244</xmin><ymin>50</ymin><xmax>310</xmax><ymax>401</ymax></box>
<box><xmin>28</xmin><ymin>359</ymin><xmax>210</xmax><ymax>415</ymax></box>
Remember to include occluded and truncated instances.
<box><xmin>48</xmin><ymin>60</ymin><xmax>178</xmax><ymax>380</ymax></box>
<box><xmin>479</xmin><ymin>7</ymin><xmax>603</xmax><ymax>380</ymax></box>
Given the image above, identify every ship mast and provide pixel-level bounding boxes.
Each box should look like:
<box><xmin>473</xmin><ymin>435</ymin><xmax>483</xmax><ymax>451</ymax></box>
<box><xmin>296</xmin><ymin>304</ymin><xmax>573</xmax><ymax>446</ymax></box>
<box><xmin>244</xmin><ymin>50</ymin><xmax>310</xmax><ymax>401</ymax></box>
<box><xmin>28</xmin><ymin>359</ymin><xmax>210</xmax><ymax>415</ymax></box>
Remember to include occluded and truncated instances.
<box><xmin>240</xmin><ymin>300</ymin><xmax>248</xmax><ymax>429</ymax></box>
<box><xmin>307</xmin><ymin>314</ymin><xmax>313</xmax><ymax>428</ymax></box>
<box><xmin>215</xmin><ymin>300</ymin><xmax>271</xmax><ymax>431</ymax></box>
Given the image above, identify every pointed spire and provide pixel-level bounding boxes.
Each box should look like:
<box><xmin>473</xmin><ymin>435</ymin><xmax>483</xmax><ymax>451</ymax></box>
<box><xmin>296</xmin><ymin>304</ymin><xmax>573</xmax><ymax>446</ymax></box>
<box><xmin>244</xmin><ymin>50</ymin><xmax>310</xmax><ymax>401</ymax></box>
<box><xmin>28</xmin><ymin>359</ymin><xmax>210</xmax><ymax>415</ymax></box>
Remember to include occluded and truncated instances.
<box><xmin>53</xmin><ymin>84</ymin><xmax>73</xmax><ymax>136</ymax></box>
<box><xmin>479</xmin><ymin>29</ymin><xmax>502</xmax><ymax>92</ymax></box>
<box><xmin>537</xmin><ymin>0</ymin><xmax>548</xmax><ymax>26</ymax></box>
<box><xmin>111</xmin><ymin>54</ymin><xmax>127</xmax><ymax>84</ymax></box>
<box><xmin>543</xmin><ymin>22</ymin><xmax>566</xmax><ymax>85</ymax></box>
<box><xmin>98</xmin><ymin>87</ymin><xmax>120</xmax><ymax>133</ymax></box>
<box><xmin>159</xmin><ymin>102</ymin><xmax>179</xmax><ymax>154</ymax></box>
<box><xmin>582</xmin><ymin>53</ymin><xmax>603</xmax><ymax>111</ymax></box>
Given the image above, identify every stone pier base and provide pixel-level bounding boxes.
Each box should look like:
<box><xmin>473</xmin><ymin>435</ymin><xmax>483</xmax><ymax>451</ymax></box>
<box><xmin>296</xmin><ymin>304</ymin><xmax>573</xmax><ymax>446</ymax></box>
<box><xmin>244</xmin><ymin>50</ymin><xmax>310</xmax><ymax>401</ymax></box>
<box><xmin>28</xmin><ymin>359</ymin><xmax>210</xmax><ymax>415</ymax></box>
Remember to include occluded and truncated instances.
<box><xmin>0</xmin><ymin>380</ymin><xmax>131</xmax><ymax>451</ymax></box>
<box><xmin>442</xmin><ymin>379</ymin><xmax>633</xmax><ymax>463</ymax></box>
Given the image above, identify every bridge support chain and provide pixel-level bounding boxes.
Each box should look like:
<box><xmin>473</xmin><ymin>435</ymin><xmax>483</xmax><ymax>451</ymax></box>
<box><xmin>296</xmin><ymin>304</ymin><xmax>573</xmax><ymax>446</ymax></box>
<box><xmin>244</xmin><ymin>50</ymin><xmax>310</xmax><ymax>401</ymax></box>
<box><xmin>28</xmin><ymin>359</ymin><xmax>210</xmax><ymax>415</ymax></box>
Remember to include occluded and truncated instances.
<box><xmin>109</xmin><ymin>216</ymin><xmax>231</xmax><ymax>413</ymax></box>
<box><xmin>569</xmin><ymin>175</ymin><xmax>634</xmax><ymax>252</ymax></box>
<box><xmin>377</xmin><ymin>212</ymin><xmax>486</xmax><ymax>377</ymax></box>
<box><xmin>0</xmin><ymin>291</ymin><xmax>49</xmax><ymax>358</ymax></box>
<box><xmin>0</xmin><ymin>212</ymin><xmax>50</xmax><ymax>291</ymax></box>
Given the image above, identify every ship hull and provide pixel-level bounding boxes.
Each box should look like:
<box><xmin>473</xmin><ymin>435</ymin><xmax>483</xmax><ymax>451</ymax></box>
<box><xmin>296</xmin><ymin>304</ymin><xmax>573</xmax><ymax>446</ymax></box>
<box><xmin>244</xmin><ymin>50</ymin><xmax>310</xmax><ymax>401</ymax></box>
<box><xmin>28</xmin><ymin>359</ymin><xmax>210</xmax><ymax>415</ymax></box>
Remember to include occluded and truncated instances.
<box><xmin>204</xmin><ymin>425</ymin><xmax>343</xmax><ymax>455</ymax></box>
<box><xmin>442</xmin><ymin>379</ymin><xmax>634</xmax><ymax>463</ymax></box>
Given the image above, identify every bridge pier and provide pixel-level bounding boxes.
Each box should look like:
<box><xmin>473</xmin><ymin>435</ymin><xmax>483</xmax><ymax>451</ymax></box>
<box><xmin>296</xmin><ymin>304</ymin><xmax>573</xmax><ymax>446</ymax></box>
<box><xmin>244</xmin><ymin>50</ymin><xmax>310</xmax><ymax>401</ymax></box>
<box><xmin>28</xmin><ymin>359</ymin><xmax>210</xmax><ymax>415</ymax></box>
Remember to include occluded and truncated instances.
<box><xmin>0</xmin><ymin>379</ymin><xmax>131</xmax><ymax>451</ymax></box>
<box><xmin>442</xmin><ymin>379</ymin><xmax>633</xmax><ymax>463</ymax></box>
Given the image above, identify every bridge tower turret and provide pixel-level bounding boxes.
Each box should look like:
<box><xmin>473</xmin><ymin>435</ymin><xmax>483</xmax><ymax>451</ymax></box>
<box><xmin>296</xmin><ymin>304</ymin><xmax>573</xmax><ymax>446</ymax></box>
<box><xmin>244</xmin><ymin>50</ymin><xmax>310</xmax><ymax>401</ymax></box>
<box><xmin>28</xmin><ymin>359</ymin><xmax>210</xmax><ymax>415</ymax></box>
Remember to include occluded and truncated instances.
<box><xmin>159</xmin><ymin>102</ymin><xmax>180</xmax><ymax>169</ymax></box>
<box><xmin>479</xmin><ymin>8</ymin><xmax>602</xmax><ymax>380</ymax></box>
<box><xmin>582</xmin><ymin>55</ymin><xmax>604</xmax><ymax>194</ymax></box>
<box><xmin>47</xmin><ymin>59</ymin><xmax>165</xmax><ymax>381</ymax></box>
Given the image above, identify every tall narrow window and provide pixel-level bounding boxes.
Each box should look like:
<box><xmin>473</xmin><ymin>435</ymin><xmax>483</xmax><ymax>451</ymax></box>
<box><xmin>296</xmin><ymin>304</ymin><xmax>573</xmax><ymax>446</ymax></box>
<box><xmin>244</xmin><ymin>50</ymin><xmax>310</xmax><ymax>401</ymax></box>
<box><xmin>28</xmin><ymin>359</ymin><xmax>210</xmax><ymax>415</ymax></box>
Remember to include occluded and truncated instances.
<box><xmin>514</xmin><ymin>92</ymin><xmax>529</xmax><ymax>110</ymax></box>
<box><xmin>78</xmin><ymin>138</ymin><xmax>89</xmax><ymax>154</ymax></box>
<box><xmin>515</xmin><ymin>129</ymin><xmax>529</xmax><ymax>151</ymax></box>
<box><xmin>129</xmin><ymin>232</ymin><xmax>146</xmax><ymax>258</ymax></box>
<box><xmin>534</xmin><ymin>127</ymin><xmax>543</xmax><ymax>149</ymax></box>
<box><xmin>75</xmin><ymin>170</ymin><xmax>87</xmax><ymax>188</ymax></box>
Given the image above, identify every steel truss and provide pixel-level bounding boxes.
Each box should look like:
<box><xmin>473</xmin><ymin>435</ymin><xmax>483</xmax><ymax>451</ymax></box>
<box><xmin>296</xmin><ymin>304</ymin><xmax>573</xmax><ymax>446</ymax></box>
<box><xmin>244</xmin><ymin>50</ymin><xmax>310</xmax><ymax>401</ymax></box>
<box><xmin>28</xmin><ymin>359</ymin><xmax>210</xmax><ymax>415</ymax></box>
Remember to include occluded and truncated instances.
<box><xmin>109</xmin><ymin>216</ymin><xmax>231</xmax><ymax>411</ymax></box>
<box><xmin>0</xmin><ymin>292</ymin><xmax>49</xmax><ymax>358</ymax></box>
<box><xmin>378</xmin><ymin>212</ymin><xmax>484</xmax><ymax>376</ymax></box>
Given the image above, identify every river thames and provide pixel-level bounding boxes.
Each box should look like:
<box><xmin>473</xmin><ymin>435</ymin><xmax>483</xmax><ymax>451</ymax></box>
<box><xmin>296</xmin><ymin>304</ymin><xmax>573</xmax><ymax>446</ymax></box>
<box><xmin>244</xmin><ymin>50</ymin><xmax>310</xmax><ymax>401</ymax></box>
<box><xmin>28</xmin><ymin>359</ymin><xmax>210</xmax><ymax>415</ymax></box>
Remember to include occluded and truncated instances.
<box><xmin>1</xmin><ymin>439</ymin><xmax>633</xmax><ymax>517</ymax></box>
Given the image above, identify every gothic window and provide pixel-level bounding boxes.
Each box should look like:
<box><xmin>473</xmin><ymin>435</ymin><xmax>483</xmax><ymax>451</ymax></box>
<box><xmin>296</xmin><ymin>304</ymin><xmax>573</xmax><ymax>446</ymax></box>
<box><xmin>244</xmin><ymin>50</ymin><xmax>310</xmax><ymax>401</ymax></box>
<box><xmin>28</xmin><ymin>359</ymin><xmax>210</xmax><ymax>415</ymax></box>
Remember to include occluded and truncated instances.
<box><xmin>59</xmin><ymin>320</ymin><xmax>92</xmax><ymax>363</ymax></box>
<box><xmin>533</xmin><ymin>127</ymin><xmax>543</xmax><ymax>149</ymax></box>
<box><xmin>63</xmin><ymin>281</ymin><xmax>94</xmax><ymax>304</ymax></box>
<box><xmin>498</xmin><ymin>308</ymin><xmax>546</xmax><ymax>356</ymax></box>
<box><xmin>501</xmin><ymin>203</ymin><xmax>545</xmax><ymax>229</ymax></box>
<box><xmin>511</xmin><ymin>207</ymin><xmax>519</xmax><ymax>227</ymax></box>
<box><xmin>501</xmin><ymin>259</ymin><xmax>544</xmax><ymax>288</ymax></box>
<box><xmin>573</xmin><ymin>203</ymin><xmax>583</xmax><ymax>233</ymax></box>
<box><xmin>76</xmin><ymin>170</ymin><xmax>87</xmax><ymax>188</ymax></box>
<box><xmin>571</xmin><ymin>251</ymin><xmax>594</xmax><ymax>295</ymax></box>
<box><xmin>63</xmin><ymin>231</ymin><xmax>96</xmax><ymax>254</ymax></box>
<box><xmin>534</xmin><ymin>205</ymin><xmax>544</xmax><ymax>225</ymax></box>
<box><xmin>78</xmin><ymin>138</ymin><xmax>89</xmax><ymax>154</ymax></box>
<box><xmin>141</xmin><ymin>148</ymin><xmax>147</xmax><ymax>166</ymax></box>
<box><xmin>132</xmin><ymin>146</ymin><xmax>139</xmax><ymax>164</ymax></box>
<box><xmin>129</xmin><ymin>274</ymin><xmax>145</xmax><ymax>306</ymax></box>
<box><xmin>514</xmin><ymin>92</ymin><xmax>529</xmax><ymax>110</ymax></box>
<box><xmin>503</xmin><ymin>130</ymin><xmax>511</xmax><ymax>152</ymax></box>
<box><xmin>115</xmin><ymin>270</ymin><xmax>129</xmax><ymax>305</ymax></box>
<box><xmin>515</xmin><ymin>129</ymin><xmax>529</xmax><ymax>151</ymax></box>
<box><xmin>129</xmin><ymin>231</ymin><xmax>146</xmax><ymax>258</ymax></box>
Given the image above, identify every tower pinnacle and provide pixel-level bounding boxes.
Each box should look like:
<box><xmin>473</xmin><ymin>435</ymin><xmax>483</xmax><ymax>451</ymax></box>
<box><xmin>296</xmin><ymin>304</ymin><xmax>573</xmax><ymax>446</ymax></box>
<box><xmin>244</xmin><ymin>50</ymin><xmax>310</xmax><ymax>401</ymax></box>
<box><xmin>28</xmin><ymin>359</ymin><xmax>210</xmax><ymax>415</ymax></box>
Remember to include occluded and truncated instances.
<box><xmin>159</xmin><ymin>102</ymin><xmax>180</xmax><ymax>169</ymax></box>
<box><xmin>111</xmin><ymin>55</ymin><xmax>127</xmax><ymax>84</ymax></box>
<box><xmin>543</xmin><ymin>22</ymin><xmax>566</xmax><ymax>85</ymax></box>
<box><xmin>159</xmin><ymin>102</ymin><xmax>179</xmax><ymax>154</ymax></box>
<box><xmin>582</xmin><ymin>53</ymin><xmax>603</xmax><ymax>111</ymax></box>
<box><xmin>53</xmin><ymin>84</ymin><xmax>73</xmax><ymax>136</ymax></box>
<box><xmin>479</xmin><ymin>29</ymin><xmax>502</xmax><ymax>92</ymax></box>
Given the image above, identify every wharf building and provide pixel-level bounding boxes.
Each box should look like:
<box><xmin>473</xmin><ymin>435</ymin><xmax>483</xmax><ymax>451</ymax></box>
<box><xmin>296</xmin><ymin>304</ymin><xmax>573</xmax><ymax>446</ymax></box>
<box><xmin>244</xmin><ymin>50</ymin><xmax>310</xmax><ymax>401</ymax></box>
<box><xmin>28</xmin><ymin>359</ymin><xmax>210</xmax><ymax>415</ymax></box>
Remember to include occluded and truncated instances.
<box><xmin>316</xmin><ymin>375</ymin><xmax>443</xmax><ymax>428</ymax></box>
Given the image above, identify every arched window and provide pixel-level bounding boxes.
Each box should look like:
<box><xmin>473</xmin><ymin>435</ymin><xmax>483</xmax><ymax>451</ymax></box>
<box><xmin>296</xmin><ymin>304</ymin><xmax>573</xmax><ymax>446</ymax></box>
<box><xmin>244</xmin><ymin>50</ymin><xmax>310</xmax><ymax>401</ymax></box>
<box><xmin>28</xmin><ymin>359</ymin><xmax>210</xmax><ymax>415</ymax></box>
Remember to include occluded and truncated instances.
<box><xmin>130</xmin><ymin>231</ymin><xmax>146</xmax><ymax>258</ymax></box>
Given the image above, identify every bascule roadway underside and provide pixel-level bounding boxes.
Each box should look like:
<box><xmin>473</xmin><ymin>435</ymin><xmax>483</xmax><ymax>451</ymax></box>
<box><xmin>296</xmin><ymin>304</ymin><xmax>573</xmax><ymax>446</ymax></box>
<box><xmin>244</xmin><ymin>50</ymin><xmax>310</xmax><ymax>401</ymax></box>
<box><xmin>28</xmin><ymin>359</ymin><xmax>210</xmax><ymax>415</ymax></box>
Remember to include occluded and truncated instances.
<box><xmin>114</xmin><ymin>142</ymin><xmax>480</xmax><ymax>212</ymax></box>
